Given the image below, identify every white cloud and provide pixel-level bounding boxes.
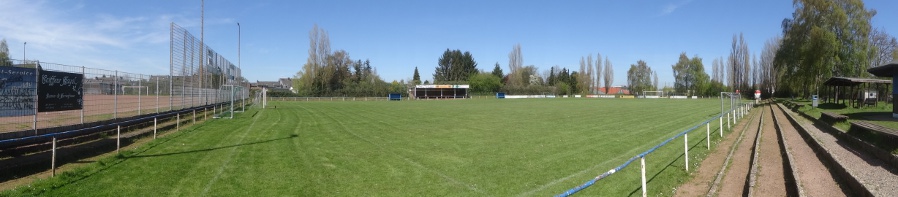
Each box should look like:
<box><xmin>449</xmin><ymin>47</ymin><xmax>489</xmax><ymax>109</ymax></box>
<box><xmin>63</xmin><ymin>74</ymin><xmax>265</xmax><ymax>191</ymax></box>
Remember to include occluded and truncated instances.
<box><xmin>660</xmin><ymin>0</ymin><xmax>694</xmax><ymax>16</ymax></box>
<box><xmin>0</xmin><ymin>0</ymin><xmax>198</xmax><ymax>75</ymax></box>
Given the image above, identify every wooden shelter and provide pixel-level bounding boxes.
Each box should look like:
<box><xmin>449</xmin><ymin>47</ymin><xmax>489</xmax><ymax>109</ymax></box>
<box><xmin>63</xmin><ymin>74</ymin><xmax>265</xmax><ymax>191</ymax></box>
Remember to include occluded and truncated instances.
<box><xmin>867</xmin><ymin>62</ymin><xmax>898</xmax><ymax>118</ymax></box>
<box><xmin>821</xmin><ymin>77</ymin><xmax>891</xmax><ymax>108</ymax></box>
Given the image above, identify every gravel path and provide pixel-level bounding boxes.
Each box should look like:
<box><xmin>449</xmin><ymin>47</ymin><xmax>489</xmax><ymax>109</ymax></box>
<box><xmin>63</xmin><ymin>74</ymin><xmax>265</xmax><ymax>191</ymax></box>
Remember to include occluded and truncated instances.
<box><xmin>778</xmin><ymin>103</ymin><xmax>898</xmax><ymax>196</ymax></box>
<box><xmin>751</xmin><ymin>104</ymin><xmax>788</xmax><ymax>196</ymax></box>
<box><xmin>673</xmin><ymin>111</ymin><xmax>755</xmax><ymax>197</ymax></box>
<box><xmin>717</xmin><ymin>108</ymin><xmax>762</xmax><ymax>197</ymax></box>
<box><xmin>770</xmin><ymin>104</ymin><xmax>849</xmax><ymax>196</ymax></box>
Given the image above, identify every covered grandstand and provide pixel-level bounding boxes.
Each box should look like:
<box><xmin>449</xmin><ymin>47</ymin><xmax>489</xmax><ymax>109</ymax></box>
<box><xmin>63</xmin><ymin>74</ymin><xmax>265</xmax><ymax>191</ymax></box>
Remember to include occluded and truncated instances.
<box><xmin>411</xmin><ymin>85</ymin><xmax>469</xmax><ymax>99</ymax></box>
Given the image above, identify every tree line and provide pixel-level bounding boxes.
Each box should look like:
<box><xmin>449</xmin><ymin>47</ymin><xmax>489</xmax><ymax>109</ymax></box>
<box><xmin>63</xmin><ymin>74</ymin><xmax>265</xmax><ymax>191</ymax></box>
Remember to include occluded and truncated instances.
<box><xmin>290</xmin><ymin>0</ymin><xmax>897</xmax><ymax>98</ymax></box>
<box><xmin>292</xmin><ymin>25</ymin><xmax>406</xmax><ymax>97</ymax></box>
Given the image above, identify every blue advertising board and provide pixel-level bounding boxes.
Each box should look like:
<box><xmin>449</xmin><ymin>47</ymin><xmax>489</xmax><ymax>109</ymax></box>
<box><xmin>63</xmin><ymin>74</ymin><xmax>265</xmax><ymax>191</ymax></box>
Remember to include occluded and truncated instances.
<box><xmin>0</xmin><ymin>67</ymin><xmax>37</xmax><ymax>117</ymax></box>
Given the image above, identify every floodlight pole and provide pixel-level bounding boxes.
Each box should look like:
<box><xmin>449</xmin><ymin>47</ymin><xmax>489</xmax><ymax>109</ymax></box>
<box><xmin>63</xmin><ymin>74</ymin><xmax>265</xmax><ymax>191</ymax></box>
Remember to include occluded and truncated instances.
<box><xmin>238</xmin><ymin>22</ymin><xmax>244</xmax><ymax>111</ymax></box>
<box><xmin>23</xmin><ymin>42</ymin><xmax>26</xmax><ymax>61</ymax></box>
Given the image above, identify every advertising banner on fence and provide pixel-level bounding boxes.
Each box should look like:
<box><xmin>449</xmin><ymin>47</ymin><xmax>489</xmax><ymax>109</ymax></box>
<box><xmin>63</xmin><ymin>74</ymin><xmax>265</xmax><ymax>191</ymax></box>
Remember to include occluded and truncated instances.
<box><xmin>0</xmin><ymin>66</ymin><xmax>37</xmax><ymax>117</ymax></box>
<box><xmin>38</xmin><ymin>70</ymin><xmax>83</xmax><ymax>112</ymax></box>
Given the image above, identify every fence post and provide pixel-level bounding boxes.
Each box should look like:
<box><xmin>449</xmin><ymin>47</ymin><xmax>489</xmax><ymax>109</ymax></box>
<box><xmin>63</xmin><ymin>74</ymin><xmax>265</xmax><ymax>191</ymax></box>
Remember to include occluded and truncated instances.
<box><xmin>641</xmin><ymin>156</ymin><xmax>647</xmax><ymax>197</ymax></box>
<box><xmin>156</xmin><ymin>76</ymin><xmax>159</xmax><ymax>114</ymax></box>
<box><xmin>114</xmin><ymin>71</ymin><xmax>118</xmax><ymax>119</ymax></box>
<box><xmin>138</xmin><ymin>75</ymin><xmax>142</xmax><ymax>115</ymax></box>
<box><xmin>51</xmin><ymin>137</ymin><xmax>57</xmax><ymax>177</ymax></box>
<box><xmin>177</xmin><ymin>113</ymin><xmax>180</xmax><ymax>131</ymax></box>
<box><xmin>193</xmin><ymin>109</ymin><xmax>196</xmax><ymax>124</ymax></box>
<box><xmin>33</xmin><ymin>61</ymin><xmax>38</xmax><ymax>134</ymax></box>
<box><xmin>153</xmin><ymin>117</ymin><xmax>158</xmax><ymax>139</ymax></box>
<box><xmin>719</xmin><ymin>117</ymin><xmax>723</xmax><ymax>137</ymax></box>
<box><xmin>116</xmin><ymin>125</ymin><xmax>121</xmax><ymax>154</ymax></box>
<box><xmin>727</xmin><ymin>112</ymin><xmax>731</xmax><ymax>128</ymax></box>
<box><xmin>706</xmin><ymin>123</ymin><xmax>711</xmax><ymax>149</ymax></box>
<box><xmin>81</xmin><ymin>66</ymin><xmax>85</xmax><ymax>124</ymax></box>
<box><xmin>684</xmin><ymin>133</ymin><xmax>689</xmax><ymax>171</ymax></box>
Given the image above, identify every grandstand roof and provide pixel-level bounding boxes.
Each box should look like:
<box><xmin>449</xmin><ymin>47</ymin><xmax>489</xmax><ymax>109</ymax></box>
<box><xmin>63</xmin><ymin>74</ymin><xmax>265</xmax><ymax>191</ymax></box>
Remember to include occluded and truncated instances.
<box><xmin>822</xmin><ymin>77</ymin><xmax>891</xmax><ymax>87</ymax></box>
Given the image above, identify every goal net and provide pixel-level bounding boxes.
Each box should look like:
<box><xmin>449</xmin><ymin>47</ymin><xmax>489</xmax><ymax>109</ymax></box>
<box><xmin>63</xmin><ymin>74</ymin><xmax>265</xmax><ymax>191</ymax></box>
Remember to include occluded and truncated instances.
<box><xmin>213</xmin><ymin>85</ymin><xmax>247</xmax><ymax>119</ymax></box>
<box><xmin>643</xmin><ymin>91</ymin><xmax>663</xmax><ymax>98</ymax></box>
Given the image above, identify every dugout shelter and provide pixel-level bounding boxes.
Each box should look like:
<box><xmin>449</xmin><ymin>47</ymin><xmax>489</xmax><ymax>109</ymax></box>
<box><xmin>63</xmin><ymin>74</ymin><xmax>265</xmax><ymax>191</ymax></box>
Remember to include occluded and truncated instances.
<box><xmin>412</xmin><ymin>85</ymin><xmax>469</xmax><ymax>99</ymax></box>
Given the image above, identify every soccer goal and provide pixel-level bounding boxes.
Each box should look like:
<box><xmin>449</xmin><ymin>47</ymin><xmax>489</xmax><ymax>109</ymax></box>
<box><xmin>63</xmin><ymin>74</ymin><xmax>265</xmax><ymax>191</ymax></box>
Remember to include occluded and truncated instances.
<box><xmin>212</xmin><ymin>85</ymin><xmax>246</xmax><ymax>119</ymax></box>
<box><xmin>643</xmin><ymin>91</ymin><xmax>663</xmax><ymax>98</ymax></box>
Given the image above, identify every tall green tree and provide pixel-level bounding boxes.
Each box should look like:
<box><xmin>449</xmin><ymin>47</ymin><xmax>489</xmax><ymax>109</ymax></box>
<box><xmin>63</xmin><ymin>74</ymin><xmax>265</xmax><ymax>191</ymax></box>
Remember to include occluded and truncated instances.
<box><xmin>412</xmin><ymin>66</ymin><xmax>421</xmax><ymax>85</ymax></box>
<box><xmin>776</xmin><ymin>0</ymin><xmax>874</xmax><ymax>96</ymax></box>
<box><xmin>671</xmin><ymin>53</ymin><xmax>710</xmax><ymax>96</ymax></box>
<box><xmin>627</xmin><ymin>60</ymin><xmax>653</xmax><ymax>95</ymax></box>
<box><xmin>491</xmin><ymin>62</ymin><xmax>503</xmax><ymax>79</ymax></box>
<box><xmin>293</xmin><ymin>25</ymin><xmax>390</xmax><ymax>97</ymax></box>
<box><xmin>433</xmin><ymin>49</ymin><xmax>477</xmax><ymax>83</ymax></box>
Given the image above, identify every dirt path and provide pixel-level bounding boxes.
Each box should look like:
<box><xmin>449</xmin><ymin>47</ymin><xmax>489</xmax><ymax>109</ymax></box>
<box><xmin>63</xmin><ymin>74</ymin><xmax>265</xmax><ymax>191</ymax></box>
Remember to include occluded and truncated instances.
<box><xmin>770</xmin><ymin>103</ymin><xmax>849</xmax><ymax>196</ymax></box>
<box><xmin>715</xmin><ymin>105</ymin><xmax>762</xmax><ymax>197</ymax></box>
<box><xmin>750</xmin><ymin>104</ymin><xmax>788</xmax><ymax>196</ymax></box>
<box><xmin>674</xmin><ymin>106</ymin><xmax>757</xmax><ymax>197</ymax></box>
<box><xmin>676</xmin><ymin>102</ymin><xmax>854</xmax><ymax>197</ymax></box>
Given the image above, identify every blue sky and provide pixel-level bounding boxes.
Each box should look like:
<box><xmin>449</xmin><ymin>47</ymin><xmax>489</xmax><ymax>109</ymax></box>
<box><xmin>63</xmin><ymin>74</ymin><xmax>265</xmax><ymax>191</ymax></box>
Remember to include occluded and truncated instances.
<box><xmin>1</xmin><ymin>0</ymin><xmax>896</xmax><ymax>86</ymax></box>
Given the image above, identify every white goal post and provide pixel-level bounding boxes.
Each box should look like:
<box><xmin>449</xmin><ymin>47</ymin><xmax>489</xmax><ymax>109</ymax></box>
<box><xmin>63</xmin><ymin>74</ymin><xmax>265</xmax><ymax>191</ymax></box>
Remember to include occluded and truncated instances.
<box><xmin>642</xmin><ymin>91</ymin><xmax>663</xmax><ymax>98</ymax></box>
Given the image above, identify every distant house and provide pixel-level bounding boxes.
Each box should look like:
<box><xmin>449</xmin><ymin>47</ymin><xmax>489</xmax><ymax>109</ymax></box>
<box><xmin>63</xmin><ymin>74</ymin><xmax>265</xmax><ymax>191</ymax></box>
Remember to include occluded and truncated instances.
<box><xmin>252</xmin><ymin>78</ymin><xmax>294</xmax><ymax>93</ymax></box>
<box><xmin>595</xmin><ymin>86</ymin><xmax>630</xmax><ymax>95</ymax></box>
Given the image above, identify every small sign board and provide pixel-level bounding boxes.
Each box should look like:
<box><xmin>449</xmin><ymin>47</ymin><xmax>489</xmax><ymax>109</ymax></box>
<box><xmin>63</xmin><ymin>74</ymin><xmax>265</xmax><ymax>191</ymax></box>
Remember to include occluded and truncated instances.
<box><xmin>38</xmin><ymin>70</ymin><xmax>83</xmax><ymax>112</ymax></box>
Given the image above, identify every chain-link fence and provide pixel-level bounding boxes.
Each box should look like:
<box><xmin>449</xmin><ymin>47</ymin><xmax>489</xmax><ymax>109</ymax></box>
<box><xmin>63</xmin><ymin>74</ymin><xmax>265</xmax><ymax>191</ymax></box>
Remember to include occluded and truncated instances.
<box><xmin>0</xmin><ymin>22</ymin><xmax>248</xmax><ymax>135</ymax></box>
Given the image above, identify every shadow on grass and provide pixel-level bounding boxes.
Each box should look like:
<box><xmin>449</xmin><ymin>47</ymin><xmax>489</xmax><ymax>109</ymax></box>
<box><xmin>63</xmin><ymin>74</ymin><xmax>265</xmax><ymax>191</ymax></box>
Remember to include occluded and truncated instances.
<box><xmin>843</xmin><ymin>112</ymin><xmax>895</xmax><ymax>121</ymax></box>
<box><xmin>127</xmin><ymin>134</ymin><xmax>298</xmax><ymax>159</ymax></box>
<box><xmin>817</xmin><ymin>103</ymin><xmax>847</xmax><ymax>110</ymax></box>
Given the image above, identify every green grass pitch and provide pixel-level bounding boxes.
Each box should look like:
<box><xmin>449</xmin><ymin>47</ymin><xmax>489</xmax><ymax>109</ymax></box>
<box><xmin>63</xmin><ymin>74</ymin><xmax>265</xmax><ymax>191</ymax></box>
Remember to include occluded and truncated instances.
<box><xmin>7</xmin><ymin>98</ymin><xmax>732</xmax><ymax>196</ymax></box>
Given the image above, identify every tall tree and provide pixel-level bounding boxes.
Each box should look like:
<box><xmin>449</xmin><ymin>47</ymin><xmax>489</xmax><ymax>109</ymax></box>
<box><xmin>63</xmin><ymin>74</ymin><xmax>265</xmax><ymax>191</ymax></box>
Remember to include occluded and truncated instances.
<box><xmin>412</xmin><ymin>66</ymin><xmax>421</xmax><ymax>85</ymax></box>
<box><xmin>507</xmin><ymin>44</ymin><xmax>524</xmax><ymax>87</ymax></box>
<box><xmin>603</xmin><ymin>57</ymin><xmax>613</xmax><ymax>94</ymax></box>
<box><xmin>728</xmin><ymin>33</ymin><xmax>751</xmax><ymax>92</ymax></box>
<box><xmin>776</xmin><ymin>0</ymin><xmax>874</xmax><ymax>96</ymax></box>
<box><xmin>595</xmin><ymin>53</ymin><xmax>603</xmax><ymax>93</ymax></box>
<box><xmin>295</xmin><ymin>24</ymin><xmax>331</xmax><ymax>95</ymax></box>
<box><xmin>578</xmin><ymin>56</ymin><xmax>592</xmax><ymax>94</ymax></box>
<box><xmin>760</xmin><ymin>37</ymin><xmax>781</xmax><ymax>96</ymax></box>
<box><xmin>491</xmin><ymin>62</ymin><xmax>504</xmax><ymax>79</ymax></box>
<box><xmin>627</xmin><ymin>60</ymin><xmax>653</xmax><ymax>95</ymax></box>
<box><xmin>868</xmin><ymin>27</ymin><xmax>898</xmax><ymax>70</ymax></box>
<box><xmin>434</xmin><ymin>49</ymin><xmax>478</xmax><ymax>83</ymax></box>
<box><xmin>671</xmin><ymin>53</ymin><xmax>709</xmax><ymax>96</ymax></box>
<box><xmin>587</xmin><ymin>54</ymin><xmax>594</xmax><ymax>93</ymax></box>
